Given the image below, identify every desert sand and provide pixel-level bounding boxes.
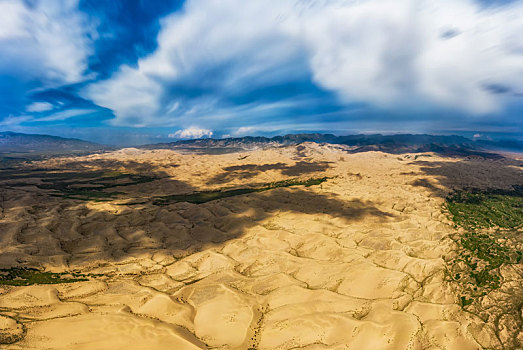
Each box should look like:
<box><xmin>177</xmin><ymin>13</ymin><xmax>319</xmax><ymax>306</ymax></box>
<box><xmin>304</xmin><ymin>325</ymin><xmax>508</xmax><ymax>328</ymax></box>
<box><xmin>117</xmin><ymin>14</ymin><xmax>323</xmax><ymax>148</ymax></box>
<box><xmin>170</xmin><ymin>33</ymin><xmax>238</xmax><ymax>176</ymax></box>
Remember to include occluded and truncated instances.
<box><xmin>0</xmin><ymin>144</ymin><xmax>521</xmax><ymax>349</ymax></box>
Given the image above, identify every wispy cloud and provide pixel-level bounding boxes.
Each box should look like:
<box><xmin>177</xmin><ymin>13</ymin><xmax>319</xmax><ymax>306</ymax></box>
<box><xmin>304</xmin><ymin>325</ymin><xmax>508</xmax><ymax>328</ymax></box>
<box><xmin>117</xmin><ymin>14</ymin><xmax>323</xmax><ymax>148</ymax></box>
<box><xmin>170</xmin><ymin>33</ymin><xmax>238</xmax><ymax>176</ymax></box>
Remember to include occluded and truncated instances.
<box><xmin>0</xmin><ymin>0</ymin><xmax>95</xmax><ymax>85</ymax></box>
<box><xmin>0</xmin><ymin>109</ymin><xmax>97</xmax><ymax>126</ymax></box>
<box><xmin>1</xmin><ymin>0</ymin><xmax>522</xmax><ymax>142</ymax></box>
<box><xmin>0</xmin><ymin>114</ymin><xmax>33</xmax><ymax>126</ymax></box>
<box><xmin>36</xmin><ymin>109</ymin><xmax>96</xmax><ymax>122</ymax></box>
<box><xmin>84</xmin><ymin>0</ymin><xmax>523</xmax><ymax>130</ymax></box>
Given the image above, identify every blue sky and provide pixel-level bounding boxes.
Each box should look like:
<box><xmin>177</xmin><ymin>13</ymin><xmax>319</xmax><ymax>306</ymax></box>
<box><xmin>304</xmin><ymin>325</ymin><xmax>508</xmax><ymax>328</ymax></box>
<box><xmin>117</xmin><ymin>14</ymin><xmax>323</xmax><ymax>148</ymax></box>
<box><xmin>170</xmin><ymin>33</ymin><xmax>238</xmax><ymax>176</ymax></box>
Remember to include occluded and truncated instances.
<box><xmin>0</xmin><ymin>0</ymin><xmax>521</xmax><ymax>145</ymax></box>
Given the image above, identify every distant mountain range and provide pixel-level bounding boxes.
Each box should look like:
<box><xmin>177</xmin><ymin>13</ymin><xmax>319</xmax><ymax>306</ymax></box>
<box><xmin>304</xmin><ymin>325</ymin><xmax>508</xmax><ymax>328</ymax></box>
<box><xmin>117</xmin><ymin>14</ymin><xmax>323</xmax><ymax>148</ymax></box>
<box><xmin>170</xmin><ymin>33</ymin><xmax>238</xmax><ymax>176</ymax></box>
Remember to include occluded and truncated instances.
<box><xmin>0</xmin><ymin>131</ymin><xmax>107</xmax><ymax>153</ymax></box>
<box><xmin>143</xmin><ymin>133</ymin><xmax>523</xmax><ymax>156</ymax></box>
<box><xmin>1</xmin><ymin>131</ymin><xmax>521</xmax><ymax>158</ymax></box>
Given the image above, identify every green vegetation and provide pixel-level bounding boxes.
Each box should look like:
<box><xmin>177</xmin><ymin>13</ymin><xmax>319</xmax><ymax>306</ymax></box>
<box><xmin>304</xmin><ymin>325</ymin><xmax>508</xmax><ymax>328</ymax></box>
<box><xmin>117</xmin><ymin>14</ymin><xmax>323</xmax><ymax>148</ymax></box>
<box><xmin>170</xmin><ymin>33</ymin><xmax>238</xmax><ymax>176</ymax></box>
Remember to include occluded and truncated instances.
<box><xmin>446</xmin><ymin>187</ymin><xmax>523</xmax><ymax>348</ymax></box>
<box><xmin>0</xmin><ymin>267</ymin><xmax>90</xmax><ymax>286</ymax></box>
<box><xmin>153</xmin><ymin>177</ymin><xmax>328</xmax><ymax>206</ymax></box>
<box><xmin>460</xmin><ymin>296</ymin><xmax>474</xmax><ymax>307</ymax></box>
<box><xmin>445</xmin><ymin>187</ymin><xmax>523</xmax><ymax>304</ymax></box>
<box><xmin>451</xmin><ymin>231</ymin><xmax>520</xmax><ymax>291</ymax></box>
<box><xmin>446</xmin><ymin>188</ymin><xmax>523</xmax><ymax>230</ymax></box>
<box><xmin>40</xmin><ymin>172</ymin><xmax>158</xmax><ymax>201</ymax></box>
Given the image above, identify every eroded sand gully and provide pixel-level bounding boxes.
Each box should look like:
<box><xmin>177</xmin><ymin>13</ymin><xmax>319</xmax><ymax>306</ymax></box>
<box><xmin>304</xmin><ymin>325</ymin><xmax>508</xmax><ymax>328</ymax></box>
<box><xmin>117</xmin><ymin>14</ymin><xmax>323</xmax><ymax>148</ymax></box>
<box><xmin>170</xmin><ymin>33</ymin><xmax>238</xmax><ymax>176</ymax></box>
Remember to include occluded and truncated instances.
<box><xmin>0</xmin><ymin>144</ymin><xmax>521</xmax><ymax>349</ymax></box>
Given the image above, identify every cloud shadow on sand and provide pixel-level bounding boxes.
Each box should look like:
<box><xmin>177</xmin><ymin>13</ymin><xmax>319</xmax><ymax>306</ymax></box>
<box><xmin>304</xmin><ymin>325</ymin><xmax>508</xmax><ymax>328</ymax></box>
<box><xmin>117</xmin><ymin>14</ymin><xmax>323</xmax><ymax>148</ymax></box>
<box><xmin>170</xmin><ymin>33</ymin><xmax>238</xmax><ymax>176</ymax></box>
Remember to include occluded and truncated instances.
<box><xmin>407</xmin><ymin>156</ymin><xmax>523</xmax><ymax>197</ymax></box>
<box><xmin>0</xmin><ymin>160</ymin><xmax>391</xmax><ymax>269</ymax></box>
<box><xmin>207</xmin><ymin>160</ymin><xmax>333</xmax><ymax>185</ymax></box>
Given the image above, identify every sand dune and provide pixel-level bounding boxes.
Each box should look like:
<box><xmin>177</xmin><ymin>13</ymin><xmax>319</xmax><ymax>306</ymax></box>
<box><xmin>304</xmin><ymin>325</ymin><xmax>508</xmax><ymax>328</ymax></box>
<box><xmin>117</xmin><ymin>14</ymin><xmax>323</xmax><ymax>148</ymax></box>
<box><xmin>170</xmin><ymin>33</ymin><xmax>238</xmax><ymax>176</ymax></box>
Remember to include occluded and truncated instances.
<box><xmin>0</xmin><ymin>144</ymin><xmax>521</xmax><ymax>349</ymax></box>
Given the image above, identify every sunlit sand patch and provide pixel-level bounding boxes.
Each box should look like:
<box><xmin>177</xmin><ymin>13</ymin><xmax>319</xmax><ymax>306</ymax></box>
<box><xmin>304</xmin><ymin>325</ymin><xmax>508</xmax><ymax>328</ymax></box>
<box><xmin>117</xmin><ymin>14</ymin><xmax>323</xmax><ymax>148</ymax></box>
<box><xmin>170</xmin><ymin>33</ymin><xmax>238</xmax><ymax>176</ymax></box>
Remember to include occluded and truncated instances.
<box><xmin>0</xmin><ymin>144</ymin><xmax>521</xmax><ymax>349</ymax></box>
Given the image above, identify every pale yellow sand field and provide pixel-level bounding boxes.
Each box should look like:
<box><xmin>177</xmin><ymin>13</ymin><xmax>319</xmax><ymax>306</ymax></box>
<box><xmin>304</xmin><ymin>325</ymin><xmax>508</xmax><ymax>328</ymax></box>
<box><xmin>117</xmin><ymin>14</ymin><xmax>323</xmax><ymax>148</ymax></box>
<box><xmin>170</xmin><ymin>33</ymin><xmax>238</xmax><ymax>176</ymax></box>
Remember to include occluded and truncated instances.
<box><xmin>0</xmin><ymin>144</ymin><xmax>521</xmax><ymax>349</ymax></box>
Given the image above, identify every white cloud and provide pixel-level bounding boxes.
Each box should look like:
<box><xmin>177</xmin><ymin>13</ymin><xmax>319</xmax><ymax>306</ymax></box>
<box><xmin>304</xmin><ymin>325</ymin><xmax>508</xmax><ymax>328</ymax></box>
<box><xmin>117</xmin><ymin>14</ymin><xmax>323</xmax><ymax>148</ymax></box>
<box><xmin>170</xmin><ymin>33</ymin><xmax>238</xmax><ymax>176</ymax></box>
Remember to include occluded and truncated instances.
<box><xmin>233</xmin><ymin>126</ymin><xmax>255</xmax><ymax>136</ymax></box>
<box><xmin>0</xmin><ymin>114</ymin><xmax>33</xmax><ymax>126</ymax></box>
<box><xmin>300</xmin><ymin>0</ymin><xmax>523</xmax><ymax>114</ymax></box>
<box><xmin>26</xmin><ymin>102</ymin><xmax>54</xmax><ymax>113</ymax></box>
<box><xmin>36</xmin><ymin>109</ymin><xmax>96</xmax><ymax>122</ymax></box>
<box><xmin>0</xmin><ymin>1</ymin><xmax>28</xmax><ymax>39</ymax></box>
<box><xmin>83</xmin><ymin>0</ymin><xmax>305</xmax><ymax>127</ymax></box>
<box><xmin>168</xmin><ymin>127</ymin><xmax>213</xmax><ymax>139</ymax></box>
<box><xmin>85</xmin><ymin>0</ymin><xmax>523</xmax><ymax>127</ymax></box>
<box><xmin>0</xmin><ymin>108</ymin><xmax>94</xmax><ymax>126</ymax></box>
<box><xmin>0</xmin><ymin>0</ymin><xmax>94</xmax><ymax>84</ymax></box>
<box><xmin>85</xmin><ymin>66</ymin><xmax>162</xmax><ymax>126</ymax></box>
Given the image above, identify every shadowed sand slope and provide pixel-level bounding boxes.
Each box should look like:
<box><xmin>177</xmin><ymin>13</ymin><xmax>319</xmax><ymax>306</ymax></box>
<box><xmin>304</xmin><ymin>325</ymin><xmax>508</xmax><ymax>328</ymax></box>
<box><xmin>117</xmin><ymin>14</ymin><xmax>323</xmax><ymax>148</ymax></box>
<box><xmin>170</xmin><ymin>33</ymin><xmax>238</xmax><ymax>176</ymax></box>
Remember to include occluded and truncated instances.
<box><xmin>0</xmin><ymin>144</ymin><xmax>521</xmax><ymax>349</ymax></box>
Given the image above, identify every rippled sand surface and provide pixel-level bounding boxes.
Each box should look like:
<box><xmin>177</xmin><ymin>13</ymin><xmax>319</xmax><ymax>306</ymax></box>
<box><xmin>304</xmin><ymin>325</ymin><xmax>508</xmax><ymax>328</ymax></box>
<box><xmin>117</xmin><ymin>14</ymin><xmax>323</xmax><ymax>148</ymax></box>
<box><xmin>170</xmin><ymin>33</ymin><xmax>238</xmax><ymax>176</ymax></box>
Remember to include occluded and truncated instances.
<box><xmin>0</xmin><ymin>144</ymin><xmax>521</xmax><ymax>349</ymax></box>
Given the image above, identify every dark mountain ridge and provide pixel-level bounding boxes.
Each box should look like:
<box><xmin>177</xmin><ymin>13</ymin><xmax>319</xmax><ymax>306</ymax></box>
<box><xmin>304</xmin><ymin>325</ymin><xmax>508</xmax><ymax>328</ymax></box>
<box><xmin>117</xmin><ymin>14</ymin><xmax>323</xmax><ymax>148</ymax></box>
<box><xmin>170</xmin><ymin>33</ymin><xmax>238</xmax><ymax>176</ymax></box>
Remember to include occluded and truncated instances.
<box><xmin>142</xmin><ymin>133</ymin><xmax>523</xmax><ymax>156</ymax></box>
<box><xmin>1</xmin><ymin>131</ymin><xmax>521</xmax><ymax>158</ymax></box>
<box><xmin>0</xmin><ymin>131</ymin><xmax>107</xmax><ymax>153</ymax></box>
